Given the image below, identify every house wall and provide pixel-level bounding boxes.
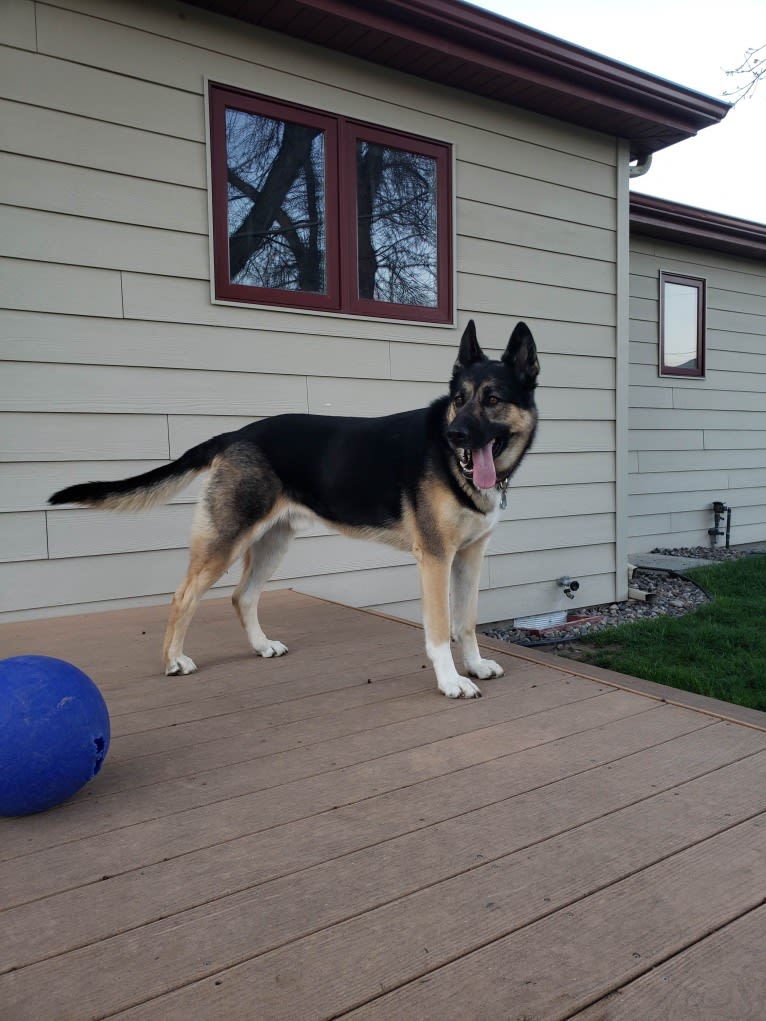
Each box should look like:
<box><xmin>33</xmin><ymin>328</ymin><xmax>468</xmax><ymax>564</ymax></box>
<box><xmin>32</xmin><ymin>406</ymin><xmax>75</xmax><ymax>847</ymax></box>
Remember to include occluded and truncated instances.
<box><xmin>629</xmin><ymin>236</ymin><xmax>766</xmax><ymax>553</ymax></box>
<box><xmin>1</xmin><ymin>0</ymin><xmax>620</xmax><ymax>626</ymax></box>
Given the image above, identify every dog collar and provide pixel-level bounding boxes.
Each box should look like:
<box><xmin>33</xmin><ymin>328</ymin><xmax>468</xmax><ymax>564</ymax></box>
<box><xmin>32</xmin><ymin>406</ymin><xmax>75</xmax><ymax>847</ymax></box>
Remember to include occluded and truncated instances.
<box><xmin>496</xmin><ymin>476</ymin><xmax>511</xmax><ymax>510</ymax></box>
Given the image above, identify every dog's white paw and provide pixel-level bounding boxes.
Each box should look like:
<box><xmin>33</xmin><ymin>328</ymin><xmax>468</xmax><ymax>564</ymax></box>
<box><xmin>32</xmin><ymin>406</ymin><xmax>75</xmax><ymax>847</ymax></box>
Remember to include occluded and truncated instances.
<box><xmin>467</xmin><ymin>657</ymin><xmax>504</xmax><ymax>680</ymax></box>
<box><xmin>254</xmin><ymin>639</ymin><xmax>288</xmax><ymax>658</ymax></box>
<box><xmin>439</xmin><ymin>674</ymin><xmax>482</xmax><ymax>699</ymax></box>
<box><xmin>165</xmin><ymin>654</ymin><xmax>198</xmax><ymax>676</ymax></box>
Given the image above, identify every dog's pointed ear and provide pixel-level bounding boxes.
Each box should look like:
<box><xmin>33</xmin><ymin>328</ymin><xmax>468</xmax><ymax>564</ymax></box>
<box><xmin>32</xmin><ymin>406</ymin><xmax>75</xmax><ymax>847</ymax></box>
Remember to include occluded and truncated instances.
<box><xmin>502</xmin><ymin>321</ymin><xmax>539</xmax><ymax>389</ymax></box>
<box><xmin>455</xmin><ymin>320</ymin><xmax>486</xmax><ymax>370</ymax></box>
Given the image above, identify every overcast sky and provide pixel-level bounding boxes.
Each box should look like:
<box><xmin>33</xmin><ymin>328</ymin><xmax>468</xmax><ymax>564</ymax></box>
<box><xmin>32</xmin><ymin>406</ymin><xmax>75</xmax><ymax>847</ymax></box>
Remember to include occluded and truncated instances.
<box><xmin>474</xmin><ymin>0</ymin><xmax>766</xmax><ymax>223</ymax></box>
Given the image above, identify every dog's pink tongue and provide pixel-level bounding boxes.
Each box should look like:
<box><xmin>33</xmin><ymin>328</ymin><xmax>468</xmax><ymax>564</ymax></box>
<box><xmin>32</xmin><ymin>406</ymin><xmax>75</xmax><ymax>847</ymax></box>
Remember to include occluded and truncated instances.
<box><xmin>472</xmin><ymin>441</ymin><xmax>497</xmax><ymax>489</ymax></box>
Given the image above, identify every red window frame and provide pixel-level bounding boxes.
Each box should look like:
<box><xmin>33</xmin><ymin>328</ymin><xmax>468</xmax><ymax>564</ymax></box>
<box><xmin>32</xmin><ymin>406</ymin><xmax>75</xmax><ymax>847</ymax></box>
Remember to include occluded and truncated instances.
<box><xmin>659</xmin><ymin>271</ymin><xmax>706</xmax><ymax>378</ymax></box>
<box><xmin>209</xmin><ymin>83</ymin><xmax>453</xmax><ymax>323</ymax></box>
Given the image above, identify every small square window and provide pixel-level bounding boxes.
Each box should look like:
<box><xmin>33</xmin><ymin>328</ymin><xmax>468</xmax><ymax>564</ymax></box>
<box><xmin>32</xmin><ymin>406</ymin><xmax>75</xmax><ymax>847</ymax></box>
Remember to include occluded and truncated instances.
<box><xmin>659</xmin><ymin>271</ymin><xmax>706</xmax><ymax>377</ymax></box>
<box><xmin>209</xmin><ymin>84</ymin><xmax>452</xmax><ymax>322</ymax></box>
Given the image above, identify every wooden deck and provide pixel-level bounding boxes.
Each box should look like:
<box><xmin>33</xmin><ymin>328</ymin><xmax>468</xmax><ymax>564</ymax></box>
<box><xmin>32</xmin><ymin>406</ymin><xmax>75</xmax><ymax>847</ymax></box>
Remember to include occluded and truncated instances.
<box><xmin>1</xmin><ymin>589</ymin><xmax>765</xmax><ymax>1020</ymax></box>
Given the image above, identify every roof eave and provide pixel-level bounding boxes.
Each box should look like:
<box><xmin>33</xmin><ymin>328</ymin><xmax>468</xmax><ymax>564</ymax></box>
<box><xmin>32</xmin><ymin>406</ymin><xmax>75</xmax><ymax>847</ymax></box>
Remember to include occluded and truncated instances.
<box><xmin>182</xmin><ymin>0</ymin><xmax>729</xmax><ymax>159</ymax></box>
<box><xmin>630</xmin><ymin>193</ymin><xmax>766</xmax><ymax>261</ymax></box>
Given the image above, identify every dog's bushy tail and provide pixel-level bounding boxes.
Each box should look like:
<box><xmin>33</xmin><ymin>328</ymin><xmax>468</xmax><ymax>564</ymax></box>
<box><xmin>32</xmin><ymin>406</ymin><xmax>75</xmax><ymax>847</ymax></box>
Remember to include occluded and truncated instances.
<box><xmin>48</xmin><ymin>435</ymin><xmax>228</xmax><ymax>512</ymax></box>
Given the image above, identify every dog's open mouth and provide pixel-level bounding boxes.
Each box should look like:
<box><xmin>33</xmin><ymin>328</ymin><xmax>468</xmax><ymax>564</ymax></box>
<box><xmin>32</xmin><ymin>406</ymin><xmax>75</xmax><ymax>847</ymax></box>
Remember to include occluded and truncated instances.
<box><xmin>458</xmin><ymin>438</ymin><xmax>504</xmax><ymax>490</ymax></box>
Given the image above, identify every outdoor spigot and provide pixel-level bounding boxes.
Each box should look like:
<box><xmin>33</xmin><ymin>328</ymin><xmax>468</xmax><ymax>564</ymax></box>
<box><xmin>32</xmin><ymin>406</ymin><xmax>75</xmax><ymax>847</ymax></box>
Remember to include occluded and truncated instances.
<box><xmin>557</xmin><ymin>577</ymin><xmax>580</xmax><ymax>600</ymax></box>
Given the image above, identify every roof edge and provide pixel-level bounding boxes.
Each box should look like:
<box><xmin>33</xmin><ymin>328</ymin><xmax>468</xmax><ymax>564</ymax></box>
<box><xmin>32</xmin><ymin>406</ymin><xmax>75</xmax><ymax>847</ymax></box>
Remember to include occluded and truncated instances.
<box><xmin>630</xmin><ymin>192</ymin><xmax>766</xmax><ymax>261</ymax></box>
<box><xmin>184</xmin><ymin>0</ymin><xmax>729</xmax><ymax>157</ymax></box>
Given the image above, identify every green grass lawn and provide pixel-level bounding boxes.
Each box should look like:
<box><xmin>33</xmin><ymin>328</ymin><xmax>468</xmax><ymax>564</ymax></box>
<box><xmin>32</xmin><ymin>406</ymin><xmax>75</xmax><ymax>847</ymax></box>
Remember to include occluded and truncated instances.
<box><xmin>561</xmin><ymin>555</ymin><xmax>766</xmax><ymax>712</ymax></box>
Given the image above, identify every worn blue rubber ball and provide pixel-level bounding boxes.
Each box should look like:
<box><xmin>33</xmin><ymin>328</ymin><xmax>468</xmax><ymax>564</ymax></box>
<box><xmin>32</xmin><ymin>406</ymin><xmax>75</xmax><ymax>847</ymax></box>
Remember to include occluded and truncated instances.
<box><xmin>0</xmin><ymin>655</ymin><xmax>110</xmax><ymax>816</ymax></box>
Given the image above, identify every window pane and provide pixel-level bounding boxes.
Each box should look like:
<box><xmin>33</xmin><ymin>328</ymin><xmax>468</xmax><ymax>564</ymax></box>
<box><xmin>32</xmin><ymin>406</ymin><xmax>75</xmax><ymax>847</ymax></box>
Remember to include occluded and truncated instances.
<box><xmin>664</xmin><ymin>281</ymin><xmax>699</xmax><ymax>369</ymax></box>
<box><xmin>356</xmin><ymin>141</ymin><xmax>438</xmax><ymax>307</ymax></box>
<box><xmin>225</xmin><ymin>108</ymin><xmax>326</xmax><ymax>293</ymax></box>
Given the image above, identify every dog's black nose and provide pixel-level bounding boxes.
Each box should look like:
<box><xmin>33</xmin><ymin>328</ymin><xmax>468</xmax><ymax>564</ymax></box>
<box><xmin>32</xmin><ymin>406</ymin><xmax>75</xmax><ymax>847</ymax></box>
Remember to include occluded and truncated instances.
<box><xmin>447</xmin><ymin>425</ymin><xmax>469</xmax><ymax>448</ymax></box>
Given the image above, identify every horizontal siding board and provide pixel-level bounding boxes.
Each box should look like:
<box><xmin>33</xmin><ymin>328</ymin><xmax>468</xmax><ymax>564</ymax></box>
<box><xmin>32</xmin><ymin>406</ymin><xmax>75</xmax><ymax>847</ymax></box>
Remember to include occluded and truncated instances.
<box><xmin>0</xmin><ymin>512</ymin><xmax>48</xmax><ymax>563</ymax></box>
<box><xmin>637</xmin><ymin>448</ymin><xmax>766</xmax><ymax>474</ymax></box>
<box><xmin>627</xmin><ymin>513</ymin><xmax>671</xmax><ymax>538</ymax></box>
<box><xmin>0</xmin><ymin>258</ymin><xmax>123</xmax><ymax>317</ymax></box>
<box><xmin>729</xmin><ymin>469</ymin><xmax>766</xmax><ymax>489</ymax></box>
<box><xmin>47</xmin><ymin>505</ymin><xmax>194</xmax><ymax>558</ymax></box>
<box><xmin>0</xmin><ymin>550</ymin><xmax>199</xmax><ymax>613</ymax></box>
<box><xmin>630</xmin><ymin>489</ymin><xmax>732</xmax><ymax>517</ymax></box>
<box><xmin>708</xmin><ymin>307</ymin><xmax>766</xmax><ymax>335</ymax></box>
<box><xmin>536</xmin><ymin>387</ymin><xmax>615</xmax><ymax>422</ymax></box>
<box><xmin>1</xmin><ymin>312</ymin><xmax>392</xmax><ymax>380</ymax></box>
<box><xmin>631</xmin><ymin>486</ymin><xmax>766</xmax><ymax>515</ymax></box>
<box><xmin>672</xmin><ymin>388</ymin><xmax>766</xmax><ymax>413</ymax></box>
<box><xmin>510</xmin><ymin>452</ymin><xmax>613</xmax><ymax>489</ymax></box>
<box><xmin>488</xmin><ymin>542</ymin><xmax>615</xmax><ymax>588</ymax></box>
<box><xmin>631</xmin><ymin>407</ymin><xmax>766</xmax><ymax>431</ymax></box>
<box><xmin>0</xmin><ymin>413</ymin><xmax>169</xmax><ymax>462</ymax></box>
<box><xmin>0</xmin><ymin>364</ymin><xmax>309</xmax><ymax>416</ymax></box>
<box><xmin>461</xmin><ymin>164</ymin><xmax>615</xmax><ymax>231</ymax></box>
<box><xmin>4</xmin><ymin>0</ymin><xmax>36</xmax><ymax>49</ymax></box>
<box><xmin>704</xmin><ymin>430</ymin><xmax>766</xmax><ymax>450</ymax></box>
<box><xmin>298</xmin><ymin>564</ymin><xmax>423</xmax><ymax>610</ymax></box>
<box><xmin>629</xmin><ymin>319</ymin><xmax>658</xmax><ymax>344</ymax></box>
<box><xmin>306</xmin><ymin>377</ymin><xmax>443</xmax><ymax>416</ymax></box>
<box><xmin>459</xmin><ymin>200</ymin><xmax>614</xmax><ymax>263</ymax></box>
<box><xmin>489</xmin><ymin>513</ymin><xmax>614</xmax><ymax>555</ymax></box>
<box><xmin>0</xmin><ymin>45</ymin><xmax>203</xmax><ymax>139</ymax></box>
<box><xmin>461</xmin><ymin>274</ymin><xmax>615</xmax><ymax>325</ymax></box>
<box><xmin>476</xmin><ymin>572</ymin><xmax>615</xmax><ymax>622</ymax></box>
<box><xmin>0</xmin><ymin>207</ymin><xmax>210</xmax><ymax>279</ymax></box>
<box><xmin>1</xmin><ymin>153</ymin><xmax>207</xmax><ymax>233</ymax></box>
<box><xmin>629</xmin><ymin>470</ymin><xmax>730</xmax><ymax>496</ymax></box>
<box><xmin>629</xmin><ymin>430</ymin><xmax>704</xmax><ymax>452</ymax></box>
<box><xmin>505</xmin><ymin>482</ymin><xmax>614</xmax><ymax>519</ymax></box>
<box><xmin>630</xmin><ymin>364</ymin><xmax>766</xmax><ymax>392</ymax></box>
<box><xmin>534</xmin><ymin>421</ymin><xmax>614</xmax><ymax>454</ymax></box>
<box><xmin>630</xmin><ymin>245</ymin><xmax>766</xmax><ymax>296</ymax></box>
<box><xmin>457</xmin><ymin>238</ymin><xmax>615</xmax><ymax>294</ymax></box>
<box><xmin>0</xmin><ymin>97</ymin><xmax>206</xmax><ymax>187</ymax></box>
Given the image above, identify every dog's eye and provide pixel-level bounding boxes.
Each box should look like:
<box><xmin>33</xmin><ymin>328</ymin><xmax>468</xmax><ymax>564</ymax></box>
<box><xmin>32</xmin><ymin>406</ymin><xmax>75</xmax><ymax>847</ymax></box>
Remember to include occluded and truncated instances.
<box><xmin>454</xmin><ymin>394</ymin><xmax>466</xmax><ymax>408</ymax></box>
<box><xmin>485</xmin><ymin>394</ymin><xmax>499</xmax><ymax>406</ymax></box>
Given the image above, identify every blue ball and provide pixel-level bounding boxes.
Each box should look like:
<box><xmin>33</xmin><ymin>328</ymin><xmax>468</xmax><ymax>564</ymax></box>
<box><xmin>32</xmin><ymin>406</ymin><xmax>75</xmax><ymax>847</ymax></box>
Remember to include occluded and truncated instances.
<box><xmin>0</xmin><ymin>655</ymin><xmax>111</xmax><ymax>816</ymax></box>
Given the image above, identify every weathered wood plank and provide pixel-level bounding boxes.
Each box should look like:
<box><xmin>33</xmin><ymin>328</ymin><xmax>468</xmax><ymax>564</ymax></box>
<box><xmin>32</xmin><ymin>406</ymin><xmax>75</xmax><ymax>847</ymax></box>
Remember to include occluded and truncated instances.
<box><xmin>5</xmin><ymin>750</ymin><xmax>765</xmax><ymax>1020</ymax></box>
<box><xmin>572</xmin><ymin>903</ymin><xmax>766</xmax><ymax>1021</ymax></box>
<box><xmin>0</xmin><ymin>687</ymin><xmax>659</xmax><ymax>909</ymax></box>
<box><xmin>338</xmin><ymin>815</ymin><xmax>766</xmax><ymax>1021</ymax></box>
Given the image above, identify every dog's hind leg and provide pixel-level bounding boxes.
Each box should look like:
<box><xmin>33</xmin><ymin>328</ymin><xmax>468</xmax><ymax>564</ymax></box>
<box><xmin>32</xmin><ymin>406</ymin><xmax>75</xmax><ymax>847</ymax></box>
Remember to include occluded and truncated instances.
<box><xmin>163</xmin><ymin>540</ymin><xmax>238</xmax><ymax>676</ymax></box>
<box><xmin>163</xmin><ymin>498</ymin><xmax>246</xmax><ymax>676</ymax></box>
<box><xmin>451</xmin><ymin>538</ymin><xmax>504</xmax><ymax>681</ymax></box>
<box><xmin>232</xmin><ymin>521</ymin><xmax>292</xmax><ymax>658</ymax></box>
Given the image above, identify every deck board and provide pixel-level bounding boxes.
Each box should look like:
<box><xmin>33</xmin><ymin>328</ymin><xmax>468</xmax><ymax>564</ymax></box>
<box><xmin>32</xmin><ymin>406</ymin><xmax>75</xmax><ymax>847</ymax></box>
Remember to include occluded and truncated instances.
<box><xmin>1</xmin><ymin>590</ymin><xmax>765</xmax><ymax>1020</ymax></box>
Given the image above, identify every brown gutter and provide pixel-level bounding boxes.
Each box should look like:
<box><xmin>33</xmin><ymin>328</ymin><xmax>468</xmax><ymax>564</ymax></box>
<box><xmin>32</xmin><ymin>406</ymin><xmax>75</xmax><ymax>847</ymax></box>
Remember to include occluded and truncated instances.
<box><xmin>184</xmin><ymin>0</ymin><xmax>729</xmax><ymax>158</ymax></box>
<box><xmin>630</xmin><ymin>193</ymin><xmax>766</xmax><ymax>262</ymax></box>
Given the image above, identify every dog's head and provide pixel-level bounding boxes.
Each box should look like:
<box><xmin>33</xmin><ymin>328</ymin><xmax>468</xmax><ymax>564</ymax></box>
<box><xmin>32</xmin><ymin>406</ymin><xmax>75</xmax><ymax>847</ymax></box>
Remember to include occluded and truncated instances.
<box><xmin>446</xmin><ymin>320</ymin><xmax>539</xmax><ymax>492</ymax></box>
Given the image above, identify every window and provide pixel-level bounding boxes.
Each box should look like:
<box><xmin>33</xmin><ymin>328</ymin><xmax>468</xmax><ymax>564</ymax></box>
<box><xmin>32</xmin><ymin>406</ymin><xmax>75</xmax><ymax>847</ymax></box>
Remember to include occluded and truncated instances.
<box><xmin>659</xmin><ymin>271</ymin><xmax>706</xmax><ymax>377</ymax></box>
<box><xmin>209</xmin><ymin>83</ymin><xmax>452</xmax><ymax>322</ymax></box>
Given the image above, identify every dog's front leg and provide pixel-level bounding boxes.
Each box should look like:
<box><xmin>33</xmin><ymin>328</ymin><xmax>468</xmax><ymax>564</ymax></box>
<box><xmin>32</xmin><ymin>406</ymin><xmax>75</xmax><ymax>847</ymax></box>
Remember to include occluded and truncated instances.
<box><xmin>451</xmin><ymin>538</ymin><xmax>504</xmax><ymax>681</ymax></box>
<box><xmin>416</xmin><ymin>547</ymin><xmax>481</xmax><ymax>698</ymax></box>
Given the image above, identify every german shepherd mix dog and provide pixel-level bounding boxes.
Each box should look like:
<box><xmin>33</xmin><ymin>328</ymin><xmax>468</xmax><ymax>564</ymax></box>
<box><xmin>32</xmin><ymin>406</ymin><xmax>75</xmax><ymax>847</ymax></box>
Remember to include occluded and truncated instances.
<box><xmin>50</xmin><ymin>321</ymin><xmax>539</xmax><ymax>698</ymax></box>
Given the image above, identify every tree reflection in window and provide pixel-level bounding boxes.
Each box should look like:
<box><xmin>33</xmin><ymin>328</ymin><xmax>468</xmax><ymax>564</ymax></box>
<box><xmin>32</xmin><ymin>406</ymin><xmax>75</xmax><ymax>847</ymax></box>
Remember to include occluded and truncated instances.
<box><xmin>356</xmin><ymin>141</ymin><xmax>437</xmax><ymax>307</ymax></box>
<box><xmin>225</xmin><ymin>109</ymin><xmax>326</xmax><ymax>294</ymax></box>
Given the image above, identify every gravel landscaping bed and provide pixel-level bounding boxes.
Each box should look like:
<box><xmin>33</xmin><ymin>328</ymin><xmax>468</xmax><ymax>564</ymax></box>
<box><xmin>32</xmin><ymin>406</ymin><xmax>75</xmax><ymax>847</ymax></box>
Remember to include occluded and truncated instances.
<box><xmin>480</xmin><ymin>546</ymin><xmax>751</xmax><ymax>649</ymax></box>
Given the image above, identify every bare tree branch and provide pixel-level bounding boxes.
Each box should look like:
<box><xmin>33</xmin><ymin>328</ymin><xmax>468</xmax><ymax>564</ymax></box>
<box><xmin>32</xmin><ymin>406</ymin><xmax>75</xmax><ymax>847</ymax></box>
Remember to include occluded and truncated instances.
<box><xmin>724</xmin><ymin>43</ymin><xmax>766</xmax><ymax>103</ymax></box>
